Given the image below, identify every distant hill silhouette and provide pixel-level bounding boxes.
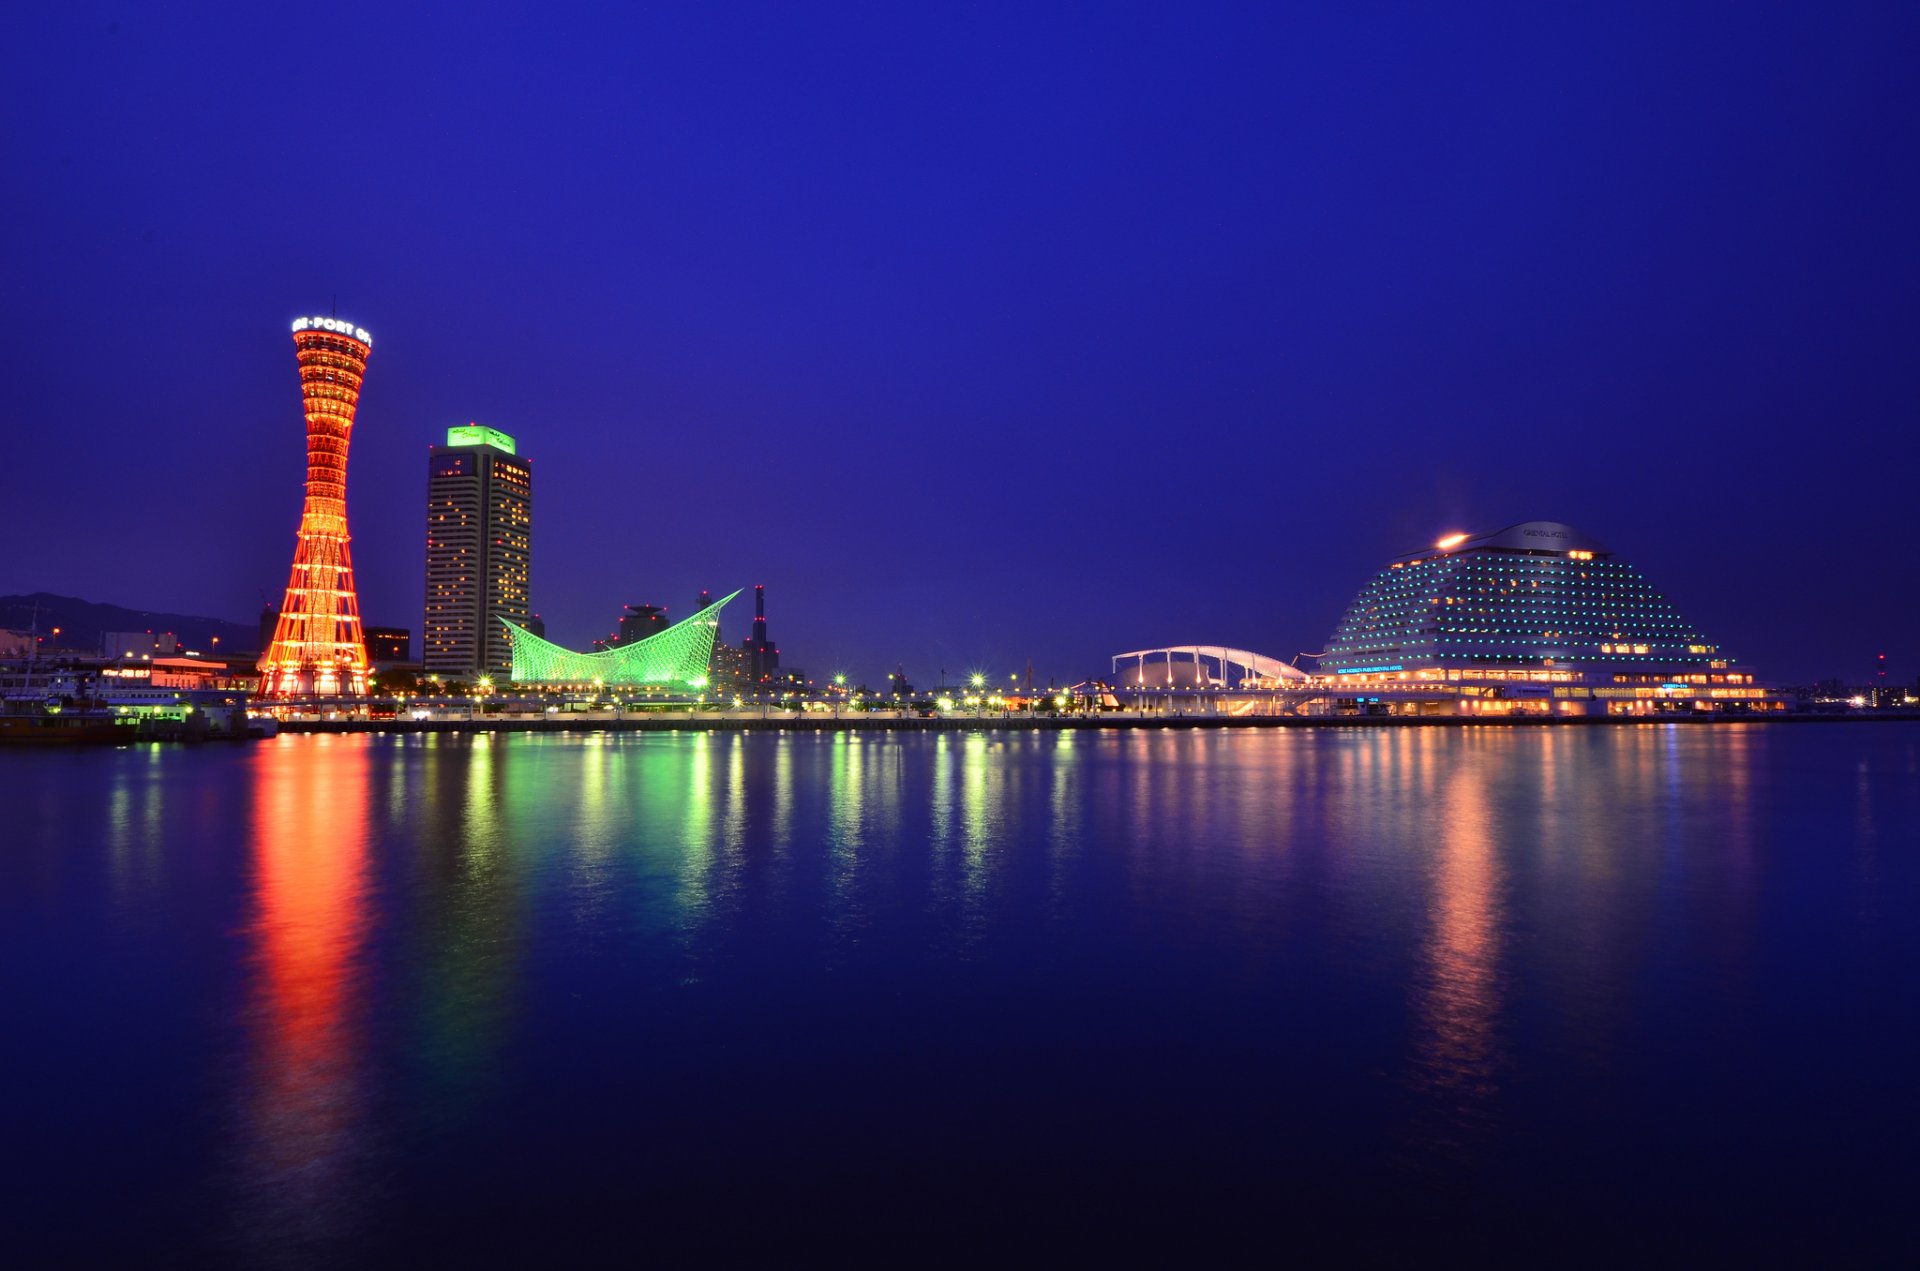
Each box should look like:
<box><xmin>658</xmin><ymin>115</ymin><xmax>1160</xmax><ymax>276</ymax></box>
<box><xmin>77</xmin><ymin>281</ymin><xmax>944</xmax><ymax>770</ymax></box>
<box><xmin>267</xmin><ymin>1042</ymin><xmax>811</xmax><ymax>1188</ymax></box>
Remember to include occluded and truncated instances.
<box><xmin>0</xmin><ymin>593</ymin><xmax>261</xmax><ymax>657</ymax></box>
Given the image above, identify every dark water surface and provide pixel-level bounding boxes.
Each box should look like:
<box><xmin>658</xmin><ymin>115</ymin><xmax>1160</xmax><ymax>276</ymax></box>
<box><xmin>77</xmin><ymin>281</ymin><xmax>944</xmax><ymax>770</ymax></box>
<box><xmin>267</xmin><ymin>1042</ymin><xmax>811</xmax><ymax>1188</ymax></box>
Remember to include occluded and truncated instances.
<box><xmin>5</xmin><ymin>726</ymin><xmax>1918</xmax><ymax>1258</ymax></box>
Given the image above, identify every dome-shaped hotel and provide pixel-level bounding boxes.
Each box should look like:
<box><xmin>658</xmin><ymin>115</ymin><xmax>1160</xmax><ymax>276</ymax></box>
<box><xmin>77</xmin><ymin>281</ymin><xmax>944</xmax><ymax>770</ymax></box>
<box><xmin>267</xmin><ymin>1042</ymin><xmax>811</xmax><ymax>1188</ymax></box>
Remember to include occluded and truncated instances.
<box><xmin>1318</xmin><ymin>521</ymin><xmax>1771</xmax><ymax>715</ymax></box>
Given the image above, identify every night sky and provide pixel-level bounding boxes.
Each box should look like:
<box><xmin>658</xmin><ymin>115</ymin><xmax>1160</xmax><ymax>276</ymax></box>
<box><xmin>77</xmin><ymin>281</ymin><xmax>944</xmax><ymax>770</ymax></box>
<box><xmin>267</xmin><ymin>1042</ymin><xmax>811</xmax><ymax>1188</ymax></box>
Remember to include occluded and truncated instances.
<box><xmin>3</xmin><ymin>4</ymin><xmax>1915</xmax><ymax>684</ymax></box>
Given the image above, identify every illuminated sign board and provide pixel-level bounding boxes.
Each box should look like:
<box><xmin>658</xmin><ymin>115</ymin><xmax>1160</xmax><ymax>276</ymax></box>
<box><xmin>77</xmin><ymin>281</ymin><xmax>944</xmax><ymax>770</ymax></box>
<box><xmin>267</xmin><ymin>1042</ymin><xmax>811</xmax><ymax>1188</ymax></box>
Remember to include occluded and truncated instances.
<box><xmin>445</xmin><ymin>424</ymin><xmax>516</xmax><ymax>454</ymax></box>
<box><xmin>291</xmin><ymin>316</ymin><xmax>373</xmax><ymax>345</ymax></box>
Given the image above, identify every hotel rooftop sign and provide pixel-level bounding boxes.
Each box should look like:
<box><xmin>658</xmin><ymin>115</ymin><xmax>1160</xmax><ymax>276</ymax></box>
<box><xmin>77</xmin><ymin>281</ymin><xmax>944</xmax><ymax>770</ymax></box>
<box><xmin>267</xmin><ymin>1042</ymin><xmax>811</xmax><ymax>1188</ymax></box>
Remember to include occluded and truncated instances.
<box><xmin>445</xmin><ymin>424</ymin><xmax>516</xmax><ymax>454</ymax></box>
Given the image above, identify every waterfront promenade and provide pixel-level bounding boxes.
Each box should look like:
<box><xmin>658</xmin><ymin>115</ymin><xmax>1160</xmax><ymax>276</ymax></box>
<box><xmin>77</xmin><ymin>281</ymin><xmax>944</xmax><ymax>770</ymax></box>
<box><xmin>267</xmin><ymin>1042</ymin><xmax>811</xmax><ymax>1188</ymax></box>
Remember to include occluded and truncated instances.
<box><xmin>275</xmin><ymin>710</ymin><xmax>1920</xmax><ymax>735</ymax></box>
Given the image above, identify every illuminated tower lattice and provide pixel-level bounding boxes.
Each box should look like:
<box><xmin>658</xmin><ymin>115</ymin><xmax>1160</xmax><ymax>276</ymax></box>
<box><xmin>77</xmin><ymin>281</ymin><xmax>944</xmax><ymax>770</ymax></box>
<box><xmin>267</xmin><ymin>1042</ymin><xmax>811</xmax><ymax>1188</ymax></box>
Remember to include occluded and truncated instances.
<box><xmin>259</xmin><ymin>315</ymin><xmax>375</xmax><ymax>697</ymax></box>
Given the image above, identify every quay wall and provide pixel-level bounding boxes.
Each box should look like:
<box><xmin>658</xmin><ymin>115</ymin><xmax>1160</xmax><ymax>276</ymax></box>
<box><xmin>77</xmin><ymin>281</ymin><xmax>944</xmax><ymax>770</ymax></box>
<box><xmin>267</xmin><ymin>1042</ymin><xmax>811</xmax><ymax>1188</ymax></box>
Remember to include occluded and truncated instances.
<box><xmin>274</xmin><ymin>712</ymin><xmax>1920</xmax><ymax>736</ymax></box>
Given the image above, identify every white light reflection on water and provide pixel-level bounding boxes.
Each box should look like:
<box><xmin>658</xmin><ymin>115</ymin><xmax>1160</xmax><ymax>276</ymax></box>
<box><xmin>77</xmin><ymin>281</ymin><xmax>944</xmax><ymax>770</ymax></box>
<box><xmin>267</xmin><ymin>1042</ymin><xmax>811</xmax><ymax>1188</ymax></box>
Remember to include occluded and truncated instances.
<box><xmin>825</xmin><ymin>732</ymin><xmax>870</xmax><ymax>949</ymax></box>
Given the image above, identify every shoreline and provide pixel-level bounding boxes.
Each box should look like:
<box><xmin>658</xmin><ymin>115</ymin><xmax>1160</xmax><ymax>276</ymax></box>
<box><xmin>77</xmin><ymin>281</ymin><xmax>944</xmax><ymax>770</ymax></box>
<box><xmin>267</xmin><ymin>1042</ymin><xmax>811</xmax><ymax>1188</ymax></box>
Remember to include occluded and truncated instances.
<box><xmin>273</xmin><ymin>711</ymin><xmax>1920</xmax><ymax>735</ymax></box>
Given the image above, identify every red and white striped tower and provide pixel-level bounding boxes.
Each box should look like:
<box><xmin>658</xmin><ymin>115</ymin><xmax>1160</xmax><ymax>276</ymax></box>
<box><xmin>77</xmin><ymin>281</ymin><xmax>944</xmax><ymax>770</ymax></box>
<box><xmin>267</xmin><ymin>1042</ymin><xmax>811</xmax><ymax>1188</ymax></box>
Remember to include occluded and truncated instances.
<box><xmin>259</xmin><ymin>315</ymin><xmax>374</xmax><ymax>697</ymax></box>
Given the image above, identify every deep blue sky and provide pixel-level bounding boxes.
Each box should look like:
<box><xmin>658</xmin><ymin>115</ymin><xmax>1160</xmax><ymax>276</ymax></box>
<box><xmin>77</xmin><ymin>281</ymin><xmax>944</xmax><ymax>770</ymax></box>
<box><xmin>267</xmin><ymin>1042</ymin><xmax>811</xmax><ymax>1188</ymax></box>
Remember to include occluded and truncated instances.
<box><xmin>3</xmin><ymin>3</ymin><xmax>1915</xmax><ymax>684</ymax></box>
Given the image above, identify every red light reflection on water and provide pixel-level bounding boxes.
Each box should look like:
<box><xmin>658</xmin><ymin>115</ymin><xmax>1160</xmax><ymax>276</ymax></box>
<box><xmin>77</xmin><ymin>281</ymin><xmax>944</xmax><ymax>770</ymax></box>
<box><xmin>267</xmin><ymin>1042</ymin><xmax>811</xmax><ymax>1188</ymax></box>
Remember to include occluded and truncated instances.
<box><xmin>236</xmin><ymin>738</ymin><xmax>373</xmax><ymax>1246</ymax></box>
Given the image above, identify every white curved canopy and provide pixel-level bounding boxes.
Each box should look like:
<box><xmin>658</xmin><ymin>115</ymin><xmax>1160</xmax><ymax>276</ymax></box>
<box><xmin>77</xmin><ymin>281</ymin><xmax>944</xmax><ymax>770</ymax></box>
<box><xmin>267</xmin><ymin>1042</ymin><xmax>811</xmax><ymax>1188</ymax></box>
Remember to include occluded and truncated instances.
<box><xmin>1111</xmin><ymin>646</ymin><xmax>1308</xmax><ymax>682</ymax></box>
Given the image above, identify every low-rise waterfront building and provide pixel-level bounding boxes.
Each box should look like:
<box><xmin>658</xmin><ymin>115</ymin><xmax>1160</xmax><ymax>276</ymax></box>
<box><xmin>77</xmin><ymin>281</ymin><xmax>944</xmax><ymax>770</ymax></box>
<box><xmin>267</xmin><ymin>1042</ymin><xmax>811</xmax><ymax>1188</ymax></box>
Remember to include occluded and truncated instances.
<box><xmin>1</xmin><ymin>657</ymin><xmax>256</xmax><ymax>741</ymax></box>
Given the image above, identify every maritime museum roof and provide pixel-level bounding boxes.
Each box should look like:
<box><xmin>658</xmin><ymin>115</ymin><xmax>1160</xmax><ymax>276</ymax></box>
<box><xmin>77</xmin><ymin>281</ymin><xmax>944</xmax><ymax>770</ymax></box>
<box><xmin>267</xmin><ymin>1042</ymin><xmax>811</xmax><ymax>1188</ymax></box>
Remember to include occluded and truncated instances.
<box><xmin>504</xmin><ymin>590</ymin><xmax>738</xmax><ymax>686</ymax></box>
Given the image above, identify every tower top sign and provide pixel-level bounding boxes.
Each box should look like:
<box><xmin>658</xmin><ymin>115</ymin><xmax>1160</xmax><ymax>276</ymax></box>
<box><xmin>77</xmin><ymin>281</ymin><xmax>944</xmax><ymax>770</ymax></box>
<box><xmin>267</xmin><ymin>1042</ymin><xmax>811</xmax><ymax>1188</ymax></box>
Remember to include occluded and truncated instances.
<box><xmin>290</xmin><ymin>315</ymin><xmax>373</xmax><ymax>345</ymax></box>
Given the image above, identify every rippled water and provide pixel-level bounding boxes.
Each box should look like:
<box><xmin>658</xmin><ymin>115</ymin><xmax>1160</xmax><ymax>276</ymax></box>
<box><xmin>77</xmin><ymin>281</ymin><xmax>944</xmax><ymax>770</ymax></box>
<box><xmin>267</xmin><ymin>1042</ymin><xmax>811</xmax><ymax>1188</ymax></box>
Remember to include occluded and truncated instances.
<box><xmin>4</xmin><ymin>725</ymin><xmax>1918</xmax><ymax>1257</ymax></box>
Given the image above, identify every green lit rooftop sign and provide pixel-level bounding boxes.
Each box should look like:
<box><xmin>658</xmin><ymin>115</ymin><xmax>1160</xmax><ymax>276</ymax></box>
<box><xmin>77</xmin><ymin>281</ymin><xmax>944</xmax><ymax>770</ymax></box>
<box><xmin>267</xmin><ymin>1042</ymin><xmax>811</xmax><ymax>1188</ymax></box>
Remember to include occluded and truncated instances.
<box><xmin>446</xmin><ymin>424</ymin><xmax>516</xmax><ymax>454</ymax></box>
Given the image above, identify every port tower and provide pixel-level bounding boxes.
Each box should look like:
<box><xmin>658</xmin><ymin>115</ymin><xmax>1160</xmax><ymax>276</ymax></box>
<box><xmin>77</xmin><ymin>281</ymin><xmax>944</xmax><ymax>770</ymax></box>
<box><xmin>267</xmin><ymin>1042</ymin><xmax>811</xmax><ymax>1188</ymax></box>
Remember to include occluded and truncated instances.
<box><xmin>259</xmin><ymin>315</ymin><xmax>375</xmax><ymax>697</ymax></box>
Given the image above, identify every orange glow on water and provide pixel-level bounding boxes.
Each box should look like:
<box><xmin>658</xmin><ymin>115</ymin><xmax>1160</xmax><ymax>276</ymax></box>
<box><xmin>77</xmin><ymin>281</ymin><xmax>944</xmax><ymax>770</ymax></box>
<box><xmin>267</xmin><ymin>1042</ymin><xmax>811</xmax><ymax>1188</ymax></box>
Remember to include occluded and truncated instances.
<box><xmin>240</xmin><ymin>739</ymin><xmax>372</xmax><ymax>1227</ymax></box>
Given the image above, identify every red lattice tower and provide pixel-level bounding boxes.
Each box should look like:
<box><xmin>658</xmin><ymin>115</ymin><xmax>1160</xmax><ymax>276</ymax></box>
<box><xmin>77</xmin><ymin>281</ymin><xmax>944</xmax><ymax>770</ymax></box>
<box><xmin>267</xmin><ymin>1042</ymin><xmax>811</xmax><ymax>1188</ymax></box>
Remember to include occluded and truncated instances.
<box><xmin>259</xmin><ymin>316</ymin><xmax>375</xmax><ymax>697</ymax></box>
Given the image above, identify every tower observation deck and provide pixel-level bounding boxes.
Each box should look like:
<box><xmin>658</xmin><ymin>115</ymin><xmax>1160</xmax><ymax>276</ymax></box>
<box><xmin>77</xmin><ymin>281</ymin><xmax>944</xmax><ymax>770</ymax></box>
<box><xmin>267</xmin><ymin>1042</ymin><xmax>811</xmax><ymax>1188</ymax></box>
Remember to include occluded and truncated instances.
<box><xmin>259</xmin><ymin>315</ymin><xmax>375</xmax><ymax>697</ymax></box>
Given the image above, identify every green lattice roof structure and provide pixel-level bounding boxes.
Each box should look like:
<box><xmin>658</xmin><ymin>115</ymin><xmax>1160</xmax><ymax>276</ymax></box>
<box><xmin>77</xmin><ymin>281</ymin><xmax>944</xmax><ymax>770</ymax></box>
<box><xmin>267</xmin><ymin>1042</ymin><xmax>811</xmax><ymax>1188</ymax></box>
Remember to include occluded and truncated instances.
<box><xmin>503</xmin><ymin>590</ymin><xmax>738</xmax><ymax>686</ymax></box>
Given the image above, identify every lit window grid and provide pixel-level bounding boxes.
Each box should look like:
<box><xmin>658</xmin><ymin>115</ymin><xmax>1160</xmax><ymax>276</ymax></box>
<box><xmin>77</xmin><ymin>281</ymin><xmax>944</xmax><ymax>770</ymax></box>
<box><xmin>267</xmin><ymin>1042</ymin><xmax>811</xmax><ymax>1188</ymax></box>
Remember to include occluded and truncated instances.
<box><xmin>1322</xmin><ymin>548</ymin><xmax>1732</xmax><ymax>674</ymax></box>
<box><xmin>424</xmin><ymin>442</ymin><xmax>532</xmax><ymax>679</ymax></box>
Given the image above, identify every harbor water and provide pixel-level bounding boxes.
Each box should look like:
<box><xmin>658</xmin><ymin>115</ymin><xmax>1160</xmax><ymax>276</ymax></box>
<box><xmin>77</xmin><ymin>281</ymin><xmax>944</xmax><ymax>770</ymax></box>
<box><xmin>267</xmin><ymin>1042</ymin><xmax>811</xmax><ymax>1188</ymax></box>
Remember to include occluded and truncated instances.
<box><xmin>4</xmin><ymin>725</ymin><xmax>1917</xmax><ymax>1257</ymax></box>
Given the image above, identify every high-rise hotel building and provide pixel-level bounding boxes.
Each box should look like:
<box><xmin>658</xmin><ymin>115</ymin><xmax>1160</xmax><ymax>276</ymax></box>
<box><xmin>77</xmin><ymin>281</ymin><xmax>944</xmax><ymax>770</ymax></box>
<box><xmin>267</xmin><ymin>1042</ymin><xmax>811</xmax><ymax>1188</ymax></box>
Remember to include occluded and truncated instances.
<box><xmin>425</xmin><ymin>424</ymin><xmax>531</xmax><ymax>681</ymax></box>
<box><xmin>1317</xmin><ymin>520</ymin><xmax>1768</xmax><ymax>713</ymax></box>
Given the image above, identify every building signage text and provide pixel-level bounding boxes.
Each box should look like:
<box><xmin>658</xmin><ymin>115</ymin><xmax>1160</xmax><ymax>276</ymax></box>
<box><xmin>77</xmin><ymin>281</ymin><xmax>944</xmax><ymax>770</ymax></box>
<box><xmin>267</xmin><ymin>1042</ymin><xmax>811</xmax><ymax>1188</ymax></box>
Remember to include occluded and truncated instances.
<box><xmin>291</xmin><ymin>316</ymin><xmax>373</xmax><ymax>345</ymax></box>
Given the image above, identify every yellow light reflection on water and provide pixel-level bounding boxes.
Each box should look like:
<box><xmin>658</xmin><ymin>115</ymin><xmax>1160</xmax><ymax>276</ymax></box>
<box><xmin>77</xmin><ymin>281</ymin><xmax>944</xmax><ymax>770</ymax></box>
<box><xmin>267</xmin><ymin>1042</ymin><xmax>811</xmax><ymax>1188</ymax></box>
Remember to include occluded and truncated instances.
<box><xmin>1415</xmin><ymin>746</ymin><xmax>1503</xmax><ymax>1117</ymax></box>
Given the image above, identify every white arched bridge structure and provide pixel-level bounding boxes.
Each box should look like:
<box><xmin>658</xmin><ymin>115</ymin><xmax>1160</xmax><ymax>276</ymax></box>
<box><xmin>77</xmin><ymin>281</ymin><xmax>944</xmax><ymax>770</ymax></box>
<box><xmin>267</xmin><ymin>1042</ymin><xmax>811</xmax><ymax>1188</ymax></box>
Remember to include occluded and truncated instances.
<box><xmin>1111</xmin><ymin>646</ymin><xmax>1309</xmax><ymax>690</ymax></box>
